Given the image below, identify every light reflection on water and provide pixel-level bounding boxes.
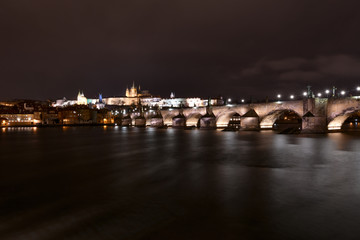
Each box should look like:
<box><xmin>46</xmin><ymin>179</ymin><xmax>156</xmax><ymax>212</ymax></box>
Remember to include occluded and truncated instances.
<box><xmin>1</xmin><ymin>127</ymin><xmax>360</xmax><ymax>240</ymax></box>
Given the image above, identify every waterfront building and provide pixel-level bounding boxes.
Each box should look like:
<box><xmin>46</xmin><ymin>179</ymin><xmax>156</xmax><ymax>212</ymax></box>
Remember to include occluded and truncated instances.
<box><xmin>58</xmin><ymin>106</ymin><xmax>113</xmax><ymax>125</ymax></box>
<box><xmin>0</xmin><ymin>113</ymin><xmax>36</xmax><ymax>126</ymax></box>
<box><xmin>36</xmin><ymin>108</ymin><xmax>59</xmax><ymax>125</ymax></box>
<box><xmin>227</xmin><ymin>113</ymin><xmax>241</xmax><ymax>129</ymax></box>
<box><xmin>0</xmin><ymin>117</ymin><xmax>9</xmax><ymax>126</ymax></box>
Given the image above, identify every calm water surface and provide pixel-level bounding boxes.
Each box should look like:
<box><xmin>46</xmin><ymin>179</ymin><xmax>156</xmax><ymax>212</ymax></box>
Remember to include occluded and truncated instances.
<box><xmin>1</xmin><ymin>127</ymin><xmax>360</xmax><ymax>240</ymax></box>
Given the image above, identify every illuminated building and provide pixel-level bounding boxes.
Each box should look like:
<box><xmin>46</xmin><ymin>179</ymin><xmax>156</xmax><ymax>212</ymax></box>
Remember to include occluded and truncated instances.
<box><xmin>0</xmin><ymin>113</ymin><xmax>37</xmax><ymax>126</ymax></box>
<box><xmin>53</xmin><ymin>98</ymin><xmax>77</xmax><ymax>107</ymax></box>
<box><xmin>54</xmin><ymin>92</ymin><xmax>105</xmax><ymax>109</ymax></box>
<box><xmin>125</xmin><ymin>82</ymin><xmax>138</xmax><ymax>98</ymax></box>
<box><xmin>227</xmin><ymin>113</ymin><xmax>241</xmax><ymax>129</ymax></box>
<box><xmin>77</xmin><ymin>91</ymin><xmax>88</xmax><ymax>105</ymax></box>
<box><xmin>0</xmin><ymin>118</ymin><xmax>9</xmax><ymax>126</ymax></box>
<box><xmin>53</xmin><ymin>85</ymin><xmax>224</xmax><ymax>109</ymax></box>
<box><xmin>104</xmin><ymin>97</ymin><xmax>139</xmax><ymax>106</ymax></box>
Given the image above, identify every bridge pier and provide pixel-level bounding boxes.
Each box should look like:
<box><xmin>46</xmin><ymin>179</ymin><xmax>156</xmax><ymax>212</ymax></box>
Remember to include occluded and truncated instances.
<box><xmin>150</xmin><ymin>117</ymin><xmax>164</xmax><ymax>127</ymax></box>
<box><xmin>135</xmin><ymin>116</ymin><xmax>146</xmax><ymax>127</ymax></box>
<box><xmin>172</xmin><ymin>118</ymin><xmax>186</xmax><ymax>127</ymax></box>
<box><xmin>240</xmin><ymin>109</ymin><xmax>260</xmax><ymax>130</ymax></box>
<box><xmin>199</xmin><ymin>116</ymin><xmax>216</xmax><ymax>129</ymax></box>
<box><xmin>302</xmin><ymin>113</ymin><xmax>327</xmax><ymax>133</ymax></box>
<box><xmin>150</xmin><ymin>111</ymin><xmax>164</xmax><ymax>127</ymax></box>
<box><xmin>172</xmin><ymin>111</ymin><xmax>186</xmax><ymax>128</ymax></box>
<box><xmin>199</xmin><ymin>106</ymin><xmax>216</xmax><ymax>129</ymax></box>
<box><xmin>121</xmin><ymin>115</ymin><xmax>132</xmax><ymax>126</ymax></box>
<box><xmin>301</xmin><ymin>98</ymin><xmax>328</xmax><ymax>133</ymax></box>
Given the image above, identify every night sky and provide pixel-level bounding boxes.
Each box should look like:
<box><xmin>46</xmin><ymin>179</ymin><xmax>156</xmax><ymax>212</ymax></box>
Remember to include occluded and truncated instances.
<box><xmin>1</xmin><ymin>0</ymin><xmax>360</xmax><ymax>100</ymax></box>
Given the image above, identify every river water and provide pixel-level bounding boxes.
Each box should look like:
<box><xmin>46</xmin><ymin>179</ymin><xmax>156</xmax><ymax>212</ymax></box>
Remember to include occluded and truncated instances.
<box><xmin>1</xmin><ymin>127</ymin><xmax>360</xmax><ymax>240</ymax></box>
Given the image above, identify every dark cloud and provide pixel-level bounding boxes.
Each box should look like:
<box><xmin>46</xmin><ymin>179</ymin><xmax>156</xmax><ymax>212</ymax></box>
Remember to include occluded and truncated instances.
<box><xmin>0</xmin><ymin>0</ymin><xmax>360</xmax><ymax>100</ymax></box>
<box><xmin>316</xmin><ymin>55</ymin><xmax>360</xmax><ymax>77</ymax></box>
<box><xmin>265</xmin><ymin>58</ymin><xmax>309</xmax><ymax>71</ymax></box>
<box><xmin>238</xmin><ymin>54</ymin><xmax>360</xmax><ymax>95</ymax></box>
<box><xmin>241</xmin><ymin>55</ymin><xmax>360</xmax><ymax>77</ymax></box>
<box><xmin>278</xmin><ymin>71</ymin><xmax>322</xmax><ymax>81</ymax></box>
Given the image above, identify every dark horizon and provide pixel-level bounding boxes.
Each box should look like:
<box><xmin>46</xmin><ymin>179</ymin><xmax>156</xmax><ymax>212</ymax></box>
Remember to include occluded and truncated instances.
<box><xmin>1</xmin><ymin>0</ymin><xmax>360</xmax><ymax>100</ymax></box>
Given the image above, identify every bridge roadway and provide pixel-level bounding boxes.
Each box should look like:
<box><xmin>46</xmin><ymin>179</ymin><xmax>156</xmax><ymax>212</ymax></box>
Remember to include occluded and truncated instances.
<box><xmin>131</xmin><ymin>97</ymin><xmax>360</xmax><ymax>132</ymax></box>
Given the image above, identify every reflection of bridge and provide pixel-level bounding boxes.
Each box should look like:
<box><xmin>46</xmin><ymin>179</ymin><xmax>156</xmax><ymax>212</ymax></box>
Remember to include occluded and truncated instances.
<box><xmin>129</xmin><ymin>97</ymin><xmax>360</xmax><ymax>133</ymax></box>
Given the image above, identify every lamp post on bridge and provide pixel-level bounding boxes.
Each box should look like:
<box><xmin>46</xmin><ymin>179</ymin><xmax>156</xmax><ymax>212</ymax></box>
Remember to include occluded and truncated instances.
<box><xmin>356</xmin><ymin>86</ymin><xmax>360</xmax><ymax>96</ymax></box>
<box><xmin>325</xmin><ymin>89</ymin><xmax>330</xmax><ymax>98</ymax></box>
<box><xmin>332</xmin><ymin>86</ymin><xmax>337</xmax><ymax>97</ymax></box>
<box><xmin>307</xmin><ymin>86</ymin><xmax>313</xmax><ymax>98</ymax></box>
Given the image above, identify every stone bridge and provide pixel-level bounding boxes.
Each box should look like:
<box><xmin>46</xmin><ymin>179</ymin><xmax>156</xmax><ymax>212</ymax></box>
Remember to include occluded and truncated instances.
<box><xmin>128</xmin><ymin>97</ymin><xmax>360</xmax><ymax>133</ymax></box>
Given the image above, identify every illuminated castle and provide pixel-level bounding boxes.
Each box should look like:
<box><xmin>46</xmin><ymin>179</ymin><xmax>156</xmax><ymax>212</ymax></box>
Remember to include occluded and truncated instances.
<box><xmin>125</xmin><ymin>82</ymin><xmax>140</xmax><ymax>98</ymax></box>
<box><xmin>77</xmin><ymin>90</ymin><xmax>87</xmax><ymax>105</ymax></box>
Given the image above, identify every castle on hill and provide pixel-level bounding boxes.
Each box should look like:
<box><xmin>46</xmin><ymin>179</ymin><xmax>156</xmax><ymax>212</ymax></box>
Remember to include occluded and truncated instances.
<box><xmin>53</xmin><ymin>82</ymin><xmax>223</xmax><ymax>108</ymax></box>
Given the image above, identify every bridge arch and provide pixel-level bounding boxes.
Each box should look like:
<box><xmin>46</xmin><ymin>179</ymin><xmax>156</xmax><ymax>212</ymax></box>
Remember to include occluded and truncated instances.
<box><xmin>260</xmin><ymin>109</ymin><xmax>302</xmax><ymax>130</ymax></box>
<box><xmin>328</xmin><ymin>110</ymin><xmax>360</xmax><ymax>130</ymax></box>
<box><xmin>186</xmin><ymin>113</ymin><xmax>202</xmax><ymax>127</ymax></box>
<box><xmin>163</xmin><ymin>113</ymin><xmax>177</xmax><ymax>126</ymax></box>
<box><xmin>216</xmin><ymin>111</ymin><xmax>240</xmax><ymax>128</ymax></box>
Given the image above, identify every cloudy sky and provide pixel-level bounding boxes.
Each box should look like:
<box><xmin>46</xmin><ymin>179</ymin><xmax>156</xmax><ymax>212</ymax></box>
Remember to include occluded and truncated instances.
<box><xmin>1</xmin><ymin>0</ymin><xmax>360</xmax><ymax>100</ymax></box>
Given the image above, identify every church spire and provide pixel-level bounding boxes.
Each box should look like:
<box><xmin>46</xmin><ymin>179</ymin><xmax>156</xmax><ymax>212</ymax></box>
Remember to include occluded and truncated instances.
<box><xmin>126</xmin><ymin>86</ymin><xmax>130</xmax><ymax>97</ymax></box>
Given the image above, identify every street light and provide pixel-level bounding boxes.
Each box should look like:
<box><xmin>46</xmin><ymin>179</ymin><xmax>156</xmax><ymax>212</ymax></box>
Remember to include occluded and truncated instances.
<box><xmin>325</xmin><ymin>89</ymin><xmax>330</xmax><ymax>98</ymax></box>
<box><xmin>227</xmin><ymin>98</ymin><xmax>232</xmax><ymax>103</ymax></box>
<box><xmin>341</xmin><ymin>90</ymin><xmax>346</xmax><ymax>96</ymax></box>
<box><xmin>303</xmin><ymin>92</ymin><xmax>307</xmax><ymax>97</ymax></box>
<box><xmin>241</xmin><ymin>99</ymin><xmax>245</xmax><ymax>103</ymax></box>
<box><xmin>357</xmin><ymin>86</ymin><xmax>360</xmax><ymax>91</ymax></box>
<box><xmin>277</xmin><ymin>94</ymin><xmax>281</xmax><ymax>99</ymax></box>
<box><xmin>290</xmin><ymin>95</ymin><xmax>294</xmax><ymax>99</ymax></box>
<box><xmin>317</xmin><ymin>93</ymin><xmax>322</xmax><ymax>97</ymax></box>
